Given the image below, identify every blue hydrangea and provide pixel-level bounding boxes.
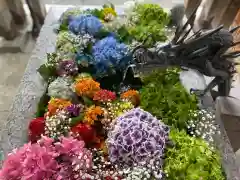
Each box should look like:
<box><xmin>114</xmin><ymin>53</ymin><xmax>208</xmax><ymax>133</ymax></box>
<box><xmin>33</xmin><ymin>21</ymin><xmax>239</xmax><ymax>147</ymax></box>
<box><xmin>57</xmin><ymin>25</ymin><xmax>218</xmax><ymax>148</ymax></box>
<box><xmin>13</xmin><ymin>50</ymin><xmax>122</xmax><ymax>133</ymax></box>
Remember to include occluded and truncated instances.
<box><xmin>68</xmin><ymin>14</ymin><xmax>103</xmax><ymax>36</ymax></box>
<box><xmin>92</xmin><ymin>36</ymin><xmax>131</xmax><ymax>77</ymax></box>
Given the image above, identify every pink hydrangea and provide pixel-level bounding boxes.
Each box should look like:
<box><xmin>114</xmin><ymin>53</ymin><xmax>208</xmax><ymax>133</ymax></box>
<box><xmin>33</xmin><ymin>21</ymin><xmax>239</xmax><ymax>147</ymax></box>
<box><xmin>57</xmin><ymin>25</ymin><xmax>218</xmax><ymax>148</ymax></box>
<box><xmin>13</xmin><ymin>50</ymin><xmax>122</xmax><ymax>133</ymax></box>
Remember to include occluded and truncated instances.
<box><xmin>0</xmin><ymin>140</ymin><xmax>59</xmax><ymax>180</ymax></box>
<box><xmin>0</xmin><ymin>136</ymin><xmax>93</xmax><ymax>180</ymax></box>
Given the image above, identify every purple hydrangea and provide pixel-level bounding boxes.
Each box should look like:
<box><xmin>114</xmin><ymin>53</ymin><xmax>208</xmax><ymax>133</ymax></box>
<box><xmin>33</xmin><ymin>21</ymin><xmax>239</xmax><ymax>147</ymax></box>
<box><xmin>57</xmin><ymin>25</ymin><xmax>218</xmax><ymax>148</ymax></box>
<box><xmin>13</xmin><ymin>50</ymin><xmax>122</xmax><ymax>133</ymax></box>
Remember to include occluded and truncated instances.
<box><xmin>92</xmin><ymin>36</ymin><xmax>131</xmax><ymax>77</ymax></box>
<box><xmin>57</xmin><ymin>59</ymin><xmax>78</xmax><ymax>76</ymax></box>
<box><xmin>107</xmin><ymin>108</ymin><xmax>169</xmax><ymax>166</ymax></box>
<box><xmin>68</xmin><ymin>14</ymin><xmax>103</xmax><ymax>36</ymax></box>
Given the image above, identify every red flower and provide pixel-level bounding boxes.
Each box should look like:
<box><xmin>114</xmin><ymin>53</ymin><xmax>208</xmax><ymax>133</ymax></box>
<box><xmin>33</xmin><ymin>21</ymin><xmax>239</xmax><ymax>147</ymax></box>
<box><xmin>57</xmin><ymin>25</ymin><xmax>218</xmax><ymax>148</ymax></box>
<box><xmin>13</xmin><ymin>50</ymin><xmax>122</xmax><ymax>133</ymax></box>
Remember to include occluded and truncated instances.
<box><xmin>71</xmin><ymin>124</ymin><xmax>97</xmax><ymax>145</ymax></box>
<box><xmin>93</xmin><ymin>89</ymin><xmax>116</xmax><ymax>102</ymax></box>
<box><xmin>105</xmin><ymin>176</ymin><xmax>122</xmax><ymax>180</ymax></box>
<box><xmin>28</xmin><ymin>117</ymin><xmax>45</xmax><ymax>143</ymax></box>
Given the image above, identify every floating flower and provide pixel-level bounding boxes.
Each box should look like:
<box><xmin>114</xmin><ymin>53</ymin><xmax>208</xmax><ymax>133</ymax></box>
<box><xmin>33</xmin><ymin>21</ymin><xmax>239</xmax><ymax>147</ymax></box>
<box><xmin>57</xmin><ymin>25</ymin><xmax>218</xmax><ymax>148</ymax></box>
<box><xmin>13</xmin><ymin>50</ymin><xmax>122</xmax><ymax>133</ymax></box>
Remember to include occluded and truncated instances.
<box><xmin>102</xmin><ymin>7</ymin><xmax>117</xmax><ymax>21</ymax></box>
<box><xmin>187</xmin><ymin>109</ymin><xmax>219</xmax><ymax>146</ymax></box>
<box><xmin>107</xmin><ymin>108</ymin><xmax>169</xmax><ymax>173</ymax></box>
<box><xmin>47</xmin><ymin>98</ymin><xmax>72</xmax><ymax>116</ymax></box>
<box><xmin>74</xmin><ymin>78</ymin><xmax>100</xmax><ymax>98</ymax></box>
<box><xmin>28</xmin><ymin>117</ymin><xmax>45</xmax><ymax>143</ymax></box>
<box><xmin>66</xmin><ymin>104</ymin><xmax>85</xmax><ymax>117</ymax></box>
<box><xmin>92</xmin><ymin>36</ymin><xmax>131</xmax><ymax>77</ymax></box>
<box><xmin>120</xmin><ymin>89</ymin><xmax>140</xmax><ymax>106</ymax></box>
<box><xmin>48</xmin><ymin>77</ymin><xmax>75</xmax><ymax>100</ymax></box>
<box><xmin>106</xmin><ymin>101</ymin><xmax>134</xmax><ymax>121</ymax></box>
<box><xmin>45</xmin><ymin>110</ymin><xmax>71</xmax><ymax>138</ymax></box>
<box><xmin>57</xmin><ymin>59</ymin><xmax>78</xmax><ymax>77</ymax></box>
<box><xmin>93</xmin><ymin>89</ymin><xmax>117</xmax><ymax>102</ymax></box>
<box><xmin>71</xmin><ymin>123</ymin><xmax>97</xmax><ymax>145</ymax></box>
<box><xmin>68</xmin><ymin>14</ymin><xmax>103</xmax><ymax>36</ymax></box>
<box><xmin>84</xmin><ymin>106</ymin><xmax>104</xmax><ymax>125</ymax></box>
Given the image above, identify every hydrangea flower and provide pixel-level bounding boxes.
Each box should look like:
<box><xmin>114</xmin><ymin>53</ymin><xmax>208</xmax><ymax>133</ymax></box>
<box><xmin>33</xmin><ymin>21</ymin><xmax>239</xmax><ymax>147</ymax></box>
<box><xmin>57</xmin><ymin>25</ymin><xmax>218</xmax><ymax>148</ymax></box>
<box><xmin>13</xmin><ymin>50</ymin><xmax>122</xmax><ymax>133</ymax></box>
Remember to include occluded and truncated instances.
<box><xmin>75</xmin><ymin>53</ymin><xmax>94</xmax><ymax>67</ymax></box>
<box><xmin>57</xmin><ymin>59</ymin><xmax>78</xmax><ymax>77</ymax></box>
<box><xmin>107</xmin><ymin>108</ymin><xmax>169</xmax><ymax>166</ymax></box>
<box><xmin>93</xmin><ymin>89</ymin><xmax>117</xmax><ymax>102</ymax></box>
<box><xmin>59</xmin><ymin>7</ymin><xmax>82</xmax><ymax>25</ymax></box>
<box><xmin>56</xmin><ymin>31</ymin><xmax>95</xmax><ymax>54</ymax></box>
<box><xmin>68</xmin><ymin>14</ymin><xmax>103</xmax><ymax>36</ymax></box>
<box><xmin>92</xmin><ymin>36</ymin><xmax>131</xmax><ymax>77</ymax></box>
<box><xmin>0</xmin><ymin>138</ymin><xmax>59</xmax><ymax>180</ymax></box>
<box><xmin>48</xmin><ymin>77</ymin><xmax>75</xmax><ymax>100</ymax></box>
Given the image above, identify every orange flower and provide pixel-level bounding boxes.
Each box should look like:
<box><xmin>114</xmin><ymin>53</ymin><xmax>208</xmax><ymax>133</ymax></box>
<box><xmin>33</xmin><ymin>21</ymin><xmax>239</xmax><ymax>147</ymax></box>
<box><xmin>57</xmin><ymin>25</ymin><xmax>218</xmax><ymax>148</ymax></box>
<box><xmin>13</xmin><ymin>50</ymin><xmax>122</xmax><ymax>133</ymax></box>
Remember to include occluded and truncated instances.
<box><xmin>84</xmin><ymin>106</ymin><xmax>104</xmax><ymax>125</ymax></box>
<box><xmin>74</xmin><ymin>78</ymin><xmax>100</xmax><ymax>98</ymax></box>
<box><xmin>47</xmin><ymin>98</ymin><xmax>72</xmax><ymax>116</ymax></box>
<box><xmin>120</xmin><ymin>90</ymin><xmax>140</xmax><ymax>106</ymax></box>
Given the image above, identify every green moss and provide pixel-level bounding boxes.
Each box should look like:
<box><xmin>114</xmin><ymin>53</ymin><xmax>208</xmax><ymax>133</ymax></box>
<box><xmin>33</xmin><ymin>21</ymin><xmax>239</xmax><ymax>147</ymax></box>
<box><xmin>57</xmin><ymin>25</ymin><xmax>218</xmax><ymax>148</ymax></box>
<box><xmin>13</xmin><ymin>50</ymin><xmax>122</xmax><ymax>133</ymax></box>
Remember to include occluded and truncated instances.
<box><xmin>164</xmin><ymin>129</ymin><xmax>225</xmax><ymax>180</ymax></box>
<box><xmin>140</xmin><ymin>68</ymin><xmax>198</xmax><ymax>129</ymax></box>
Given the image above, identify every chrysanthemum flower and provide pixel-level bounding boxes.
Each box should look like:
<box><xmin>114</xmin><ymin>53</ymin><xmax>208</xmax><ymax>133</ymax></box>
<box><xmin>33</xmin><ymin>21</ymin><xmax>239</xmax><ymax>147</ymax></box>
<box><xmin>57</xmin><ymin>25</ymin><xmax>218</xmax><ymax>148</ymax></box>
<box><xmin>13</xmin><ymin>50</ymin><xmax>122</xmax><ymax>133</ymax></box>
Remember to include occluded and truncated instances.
<box><xmin>47</xmin><ymin>98</ymin><xmax>72</xmax><ymax>116</ymax></box>
<box><xmin>74</xmin><ymin>78</ymin><xmax>100</xmax><ymax>98</ymax></box>
<box><xmin>84</xmin><ymin>106</ymin><xmax>104</xmax><ymax>125</ymax></box>
<box><xmin>120</xmin><ymin>89</ymin><xmax>140</xmax><ymax>106</ymax></box>
<box><xmin>93</xmin><ymin>89</ymin><xmax>117</xmax><ymax>102</ymax></box>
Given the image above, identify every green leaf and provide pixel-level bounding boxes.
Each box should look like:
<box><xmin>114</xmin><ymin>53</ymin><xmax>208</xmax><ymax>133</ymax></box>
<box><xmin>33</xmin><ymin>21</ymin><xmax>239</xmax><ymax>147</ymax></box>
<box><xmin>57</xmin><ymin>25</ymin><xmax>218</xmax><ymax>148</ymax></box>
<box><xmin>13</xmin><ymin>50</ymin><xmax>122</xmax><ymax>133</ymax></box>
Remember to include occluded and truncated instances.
<box><xmin>35</xmin><ymin>92</ymin><xmax>50</xmax><ymax>117</ymax></box>
<box><xmin>82</xmin><ymin>96</ymin><xmax>94</xmax><ymax>106</ymax></box>
<box><xmin>70</xmin><ymin>113</ymin><xmax>84</xmax><ymax>127</ymax></box>
<box><xmin>37</xmin><ymin>64</ymin><xmax>56</xmax><ymax>82</ymax></box>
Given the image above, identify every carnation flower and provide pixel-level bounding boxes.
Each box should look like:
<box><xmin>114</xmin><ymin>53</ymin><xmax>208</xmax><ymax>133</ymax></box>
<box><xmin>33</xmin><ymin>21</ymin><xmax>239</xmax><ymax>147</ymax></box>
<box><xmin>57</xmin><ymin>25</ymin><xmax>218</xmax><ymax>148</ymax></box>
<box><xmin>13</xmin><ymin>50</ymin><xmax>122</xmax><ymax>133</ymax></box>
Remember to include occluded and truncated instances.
<box><xmin>92</xmin><ymin>36</ymin><xmax>131</xmax><ymax>77</ymax></box>
<box><xmin>48</xmin><ymin>77</ymin><xmax>75</xmax><ymax>100</ymax></box>
<box><xmin>74</xmin><ymin>78</ymin><xmax>100</xmax><ymax>98</ymax></box>
<box><xmin>84</xmin><ymin>106</ymin><xmax>104</xmax><ymax>125</ymax></box>
<box><xmin>107</xmin><ymin>108</ymin><xmax>169</xmax><ymax>167</ymax></box>
<box><xmin>47</xmin><ymin>98</ymin><xmax>72</xmax><ymax>116</ymax></box>
<box><xmin>57</xmin><ymin>59</ymin><xmax>78</xmax><ymax>76</ymax></box>
<box><xmin>71</xmin><ymin>123</ymin><xmax>98</xmax><ymax>145</ymax></box>
<box><xmin>120</xmin><ymin>89</ymin><xmax>140</xmax><ymax>106</ymax></box>
<box><xmin>93</xmin><ymin>89</ymin><xmax>117</xmax><ymax>102</ymax></box>
<box><xmin>68</xmin><ymin>14</ymin><xmax>103</xmax><ymax>36</ymax></box>
<box><xmin>28</xmin><ymin>117</ymin><xmax>45</xmax><ymax>143</ymax></box>
<box><xmin>66</xmin><ymin>104</ymin><xmax>85</xmax><ymax>117</ymax></box>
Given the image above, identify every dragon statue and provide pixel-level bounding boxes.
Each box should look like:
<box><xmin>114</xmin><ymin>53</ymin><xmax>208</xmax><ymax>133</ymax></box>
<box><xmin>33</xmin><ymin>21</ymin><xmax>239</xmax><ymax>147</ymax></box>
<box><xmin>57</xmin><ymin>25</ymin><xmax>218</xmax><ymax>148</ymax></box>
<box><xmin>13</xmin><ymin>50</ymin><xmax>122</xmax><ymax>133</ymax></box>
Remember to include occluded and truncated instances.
<box><xmin>128</xmin><ymin>5</ymin><xmax>240</xmax><ymax>98</ymax></box>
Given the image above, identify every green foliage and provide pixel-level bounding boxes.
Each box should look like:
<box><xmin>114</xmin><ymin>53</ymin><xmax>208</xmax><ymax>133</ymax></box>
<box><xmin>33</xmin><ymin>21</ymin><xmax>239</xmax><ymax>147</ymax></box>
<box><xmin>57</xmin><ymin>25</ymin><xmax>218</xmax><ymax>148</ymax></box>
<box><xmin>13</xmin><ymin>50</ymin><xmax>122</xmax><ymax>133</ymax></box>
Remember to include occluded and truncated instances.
<box><xmin>70</xmin><ymin>113</ymin><xmax>84</xmax><ymax>127</ymax></box>
<box><xmin>140</xmin><ymin>68</ymin><xmax>198</xmax><ymax>129</ymax></box>
<box><xmin>35</xmin><ymin>92</ymin><xmax>50</xmax><ymax>117</ymax></box>
<box><xmin>133</xmin><ymin>3</ymin><xmax>170</xmax><ymax>26</ymax></box>
<box><xmin>128</xmin><ymin>3</ymin><xmax>170</xmax><ymax>46</ymax></box>
<box><xmin>164</xmin><ymin>129</ymin><xmax>225</xmax><ymax>180</ymax></box>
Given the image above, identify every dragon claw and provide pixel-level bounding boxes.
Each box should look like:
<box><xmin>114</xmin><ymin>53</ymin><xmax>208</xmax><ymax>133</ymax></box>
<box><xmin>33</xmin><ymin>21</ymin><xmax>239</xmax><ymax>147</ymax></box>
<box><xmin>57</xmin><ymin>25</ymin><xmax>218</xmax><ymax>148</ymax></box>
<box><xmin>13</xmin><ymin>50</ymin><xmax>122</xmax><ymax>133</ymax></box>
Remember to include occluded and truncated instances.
<box><xmin>190</xmin><ymin>88</ymin><xmax>205</xmax><ymax>96</ymax></box>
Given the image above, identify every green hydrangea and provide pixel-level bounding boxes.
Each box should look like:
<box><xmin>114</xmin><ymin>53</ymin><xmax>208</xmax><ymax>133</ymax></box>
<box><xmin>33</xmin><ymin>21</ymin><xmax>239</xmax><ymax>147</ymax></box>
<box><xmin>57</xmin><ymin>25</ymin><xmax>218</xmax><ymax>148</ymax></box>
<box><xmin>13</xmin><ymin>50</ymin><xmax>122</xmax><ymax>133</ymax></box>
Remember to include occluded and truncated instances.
<box><xmin>164</xmin><ymin>129</ymin><xmax>225</xmax><ymax>180</ymax></box>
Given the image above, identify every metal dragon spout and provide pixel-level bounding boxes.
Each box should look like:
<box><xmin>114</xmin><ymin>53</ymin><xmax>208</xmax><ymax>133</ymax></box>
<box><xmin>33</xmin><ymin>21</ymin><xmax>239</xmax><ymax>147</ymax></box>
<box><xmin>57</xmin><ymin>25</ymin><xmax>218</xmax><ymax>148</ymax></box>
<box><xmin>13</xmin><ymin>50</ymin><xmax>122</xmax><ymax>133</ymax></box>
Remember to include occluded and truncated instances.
<box><xmin>128</xmin><ymin>5</ymin><xmax>240</xmax><ymax>98</ymax></box>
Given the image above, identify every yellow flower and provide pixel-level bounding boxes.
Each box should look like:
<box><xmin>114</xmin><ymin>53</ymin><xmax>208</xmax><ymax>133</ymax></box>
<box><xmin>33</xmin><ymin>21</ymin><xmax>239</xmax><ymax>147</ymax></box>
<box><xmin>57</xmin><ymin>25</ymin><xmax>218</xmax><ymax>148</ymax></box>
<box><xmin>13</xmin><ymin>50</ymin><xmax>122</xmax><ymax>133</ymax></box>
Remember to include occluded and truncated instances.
<box><xmin>102</xmin><ymin>7</ymin><xmax>117</xmax><ymax>21</ymax></box>
<box><xmin>84</xmin><ymin>106</ymin><xmax>104</xmax><ymax>125</ymax></box>
<box><xmin>120</xmin><ymin>90</ymin><xmax>140</xmax><ymax>106</ymax></box>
